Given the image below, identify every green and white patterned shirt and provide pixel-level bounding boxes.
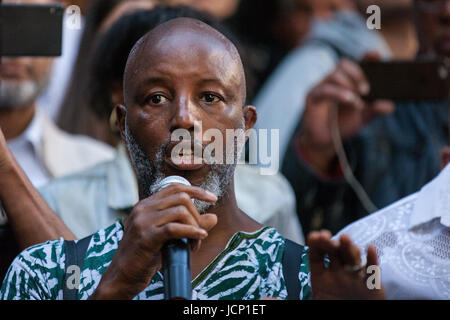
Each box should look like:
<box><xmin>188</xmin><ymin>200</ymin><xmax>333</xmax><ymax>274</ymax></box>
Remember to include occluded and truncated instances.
<box><xmin>1</xmin><ymin>220</ymin><xmax>311</xmax><ymax>300</ymax></box>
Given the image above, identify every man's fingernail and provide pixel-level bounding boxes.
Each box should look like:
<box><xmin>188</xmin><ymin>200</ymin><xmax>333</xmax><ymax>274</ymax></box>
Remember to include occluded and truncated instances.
<box><xmin>206</xmin><ymin>191</ymin><xmax>218</xmax><ymax>199</ymax></box>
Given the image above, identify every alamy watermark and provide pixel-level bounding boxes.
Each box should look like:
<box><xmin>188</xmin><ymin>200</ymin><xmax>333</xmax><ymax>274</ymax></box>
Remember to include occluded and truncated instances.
<box><xmin>366</xmin><ymin>5</ymin><xmax>381</xmax><ymax>30</ymax></box>
<box><xmin>65</xmin><ymin>5</ymin><xmax>82</xmax><ymax>30</ymax></box>
<box><xmin>66</xmin><ymin>4</ymin><xmax>383</xmax><ymax>31</ymax></box>
<box><xmin>65</xmin><ymin>264</ymin><xmax>81</xmax><ymax>290</ymax></box>
<box><xmin>169</xmin><ymin>121</ymin><xmax>279</xmax><ymax>176</ymax></box>
<box><xmin>366</xmin><ymin>265</ymin><xmax>382</xmax><ymax>290</ymax></box>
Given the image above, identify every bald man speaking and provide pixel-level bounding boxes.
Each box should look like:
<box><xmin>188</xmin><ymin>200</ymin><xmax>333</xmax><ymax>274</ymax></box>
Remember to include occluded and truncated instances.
<box><xmin>1</xmin><ymin>18</ymin><xmax>383</xmax><ymax>300</ymax></box>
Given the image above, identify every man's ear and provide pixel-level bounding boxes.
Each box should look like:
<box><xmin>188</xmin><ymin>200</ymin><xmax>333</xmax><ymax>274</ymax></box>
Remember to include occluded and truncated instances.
<box><xmin>243</xmin><ymin>105</ymin><xmax>257</xmax><ymax>131</ymax></box>
<box><xmin>115</xmin><ymin>104</ymin><xmax>127</xmax><ymax>141</ymax></box>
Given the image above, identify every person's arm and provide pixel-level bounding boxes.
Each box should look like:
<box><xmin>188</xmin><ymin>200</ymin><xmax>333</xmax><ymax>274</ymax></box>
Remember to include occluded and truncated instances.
<box><xmin>0</xmin><ymin>128</ymin><xmax>76</xmax><ymax>250</ymax></box>
<box><xmin>281</xmin><ymin>136</ymin><xmax>350</xmax><ymax>234</ymax></box>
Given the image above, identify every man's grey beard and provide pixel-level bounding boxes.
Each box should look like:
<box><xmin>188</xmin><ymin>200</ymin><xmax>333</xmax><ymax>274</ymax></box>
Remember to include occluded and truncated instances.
<box><xmin>0</xmin><ymin>79</ymin><xmax>48</xmax><ymax>109</ymax></box>
<box><xmin>124</xmin><ymin>122</ymin><xmax>239</xmax><ymax>214</ymax></box>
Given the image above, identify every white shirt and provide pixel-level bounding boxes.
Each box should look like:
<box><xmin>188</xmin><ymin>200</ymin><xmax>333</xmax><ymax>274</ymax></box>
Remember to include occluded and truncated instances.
<box><xmin>336</xmin><ymin>164</ymin><xmax>450</xmax><ymax>299</ymax></box>
<box><xmin>0</xmin><ymin>109</ymin><xmax>115</xmax><ymax>226</ymax></box>
<box><xmin>7</xmin><ymin>111</ymin><xmax>50</xmax><ymax>188</ymax></box>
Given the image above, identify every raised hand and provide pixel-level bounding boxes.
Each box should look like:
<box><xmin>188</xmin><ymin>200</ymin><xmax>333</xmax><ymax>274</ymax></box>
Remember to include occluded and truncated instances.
<box><xmin>308</xmin><ymin>230</ymin><xmax>385</xmax><ymax>300</ymax></box>
<box><xmin>298</xmin><ymin>58</ymin><xmax>395</xmax><ymax>175</ymax></box>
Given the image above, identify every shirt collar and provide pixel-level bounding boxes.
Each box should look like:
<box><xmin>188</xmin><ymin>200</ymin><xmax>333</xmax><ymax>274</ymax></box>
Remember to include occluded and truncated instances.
<box><xmin>410</xmin><ymin>163</ymin><xmax>450</xmax><ymax>228</ymax></box>
<box><xmin>107</xmin><ymin>143</ymin><xmax>139</xmax><ymax>211</ymax></box>
<box><xmin>25</xmin><ymin>110</ymin><xmax>44</xmax><ymax>153</ymax></box>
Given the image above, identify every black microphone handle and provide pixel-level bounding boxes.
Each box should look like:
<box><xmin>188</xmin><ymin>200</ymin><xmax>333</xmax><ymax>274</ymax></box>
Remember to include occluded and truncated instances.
<box><xmin>161</xmin><ymin>238</ymin><xmax>192</xmax><ymax>300</ymax></box>
<box><xmin>154</xmin><ymin>176</ymin><xmax>193</xmax><ymax>300</ymax></box>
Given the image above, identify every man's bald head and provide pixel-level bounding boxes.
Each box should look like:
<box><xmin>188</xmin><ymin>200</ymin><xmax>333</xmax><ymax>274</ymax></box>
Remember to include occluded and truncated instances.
<box><xmin>123</xmin><ymin>17</ymin><xmax>246</xmax><ymax>106</ymax></box>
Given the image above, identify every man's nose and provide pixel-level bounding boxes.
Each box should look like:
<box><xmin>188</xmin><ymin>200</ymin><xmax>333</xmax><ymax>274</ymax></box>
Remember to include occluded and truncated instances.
<box><xmin>170</xmin><ymin>96</ymin><xmax>198</xmax><ymax>132</ymax></box>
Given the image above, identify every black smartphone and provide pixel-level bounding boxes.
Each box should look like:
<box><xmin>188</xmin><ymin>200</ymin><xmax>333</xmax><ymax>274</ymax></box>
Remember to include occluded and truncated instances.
<box><xmin>0</xmin><ymin>3</ymin><xmax>64</xmax><ymax>57</ymax></box>
<box><xmin>360</xmin><ymin>60</ymin><xmax>449</xmax><ymax>101</ymax></box>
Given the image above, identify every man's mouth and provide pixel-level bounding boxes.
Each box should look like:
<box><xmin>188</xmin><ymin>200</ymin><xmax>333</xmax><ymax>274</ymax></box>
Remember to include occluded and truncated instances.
<box><xmin>164</xmin><ymin>140</ymin><xmax>206</xmax><ymax>171</ymax></box>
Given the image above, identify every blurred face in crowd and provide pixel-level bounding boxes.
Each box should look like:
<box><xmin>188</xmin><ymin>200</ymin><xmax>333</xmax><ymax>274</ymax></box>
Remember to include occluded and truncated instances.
<box><xmin>274</xmin><ymin>0</ymin><xmax>355</xmax><ymax>50</ymax></box>
<box><xmin>0</xmin><ymin>0</ymin><xmax>56</xmax><ymax>109</ymax></box>
<box><xmin>414</xmin><ymin>0</ymin><xmax>450</xmax><ymax>58</ymax></box>
<box><xmin>117</xmin><ymin>18</ymin><xmax>256</xmax><ymax>209</ymax></box>
<box><xmin>98</xmin><ymin>0</ymin><xmax>157</xmax><ymax>35</ymax></box>
<box><xmin>309</xmin><ymin>0</ymin><xmax>355</xmax><ymax>19</ymax></box>
<box><xmin>98</xmin><ymin>0</ymin><xmax>159</xmax><ymax>125</ymax></box>
<box><xmin>356</xmin><ymin>0</ymin><xmax>412</xmax><ymax>11</ymax></box>
<box><xmin>273</xmin><ymin>0</ymin><xmax>313</xmax><ymax>50</ymax></box>
<box><xmin>164</xmin><ymin>0</ymin><xmax>240</xmax><ymax>20</ymax></box>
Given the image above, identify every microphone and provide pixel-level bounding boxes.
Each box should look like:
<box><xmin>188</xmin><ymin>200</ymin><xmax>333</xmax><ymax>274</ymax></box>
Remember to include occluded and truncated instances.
<box><xmin>153</xmin><ymin>176</ymin><xmax>192</xmax><ymax>300</ymax></box>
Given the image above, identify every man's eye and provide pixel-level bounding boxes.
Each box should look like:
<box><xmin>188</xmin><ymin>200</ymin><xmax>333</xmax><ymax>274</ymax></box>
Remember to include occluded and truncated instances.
<box><xmin>147</xmin><ymin>94</ymin><xmax>167</xmax><ymax>105</ymax></box>
<box><xmin>202</xmin><ymin>93</ymin><xmax>221</xmax><ymax>104</ymax></box>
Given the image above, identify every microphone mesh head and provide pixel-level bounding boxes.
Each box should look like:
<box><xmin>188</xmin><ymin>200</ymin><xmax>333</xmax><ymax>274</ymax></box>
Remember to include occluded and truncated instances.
<box><xmin>153</xmin><ymin>176</ymin><xmax>191</xmax><ymax>193</ymax></box>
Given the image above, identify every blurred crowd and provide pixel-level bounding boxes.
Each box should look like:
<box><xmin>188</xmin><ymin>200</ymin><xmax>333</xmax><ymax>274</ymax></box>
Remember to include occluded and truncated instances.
<box><xmin>0</xmin><ymin>0</ymin><xmax>449</xmax><ymax>300</ymax></box>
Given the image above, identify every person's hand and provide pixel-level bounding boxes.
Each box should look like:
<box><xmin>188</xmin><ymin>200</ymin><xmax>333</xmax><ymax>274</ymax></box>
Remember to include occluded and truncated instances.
<box><xmin>298</xmin><ymin>58</ymin><xmax>395</xmax><ymax>175</ymax></box>
<box><xmin>90</xmin><ymin>184</ymin><xmax>218</xmax><ymax>300</ymax></box>
<box><xmin>307</xmin><ymin>230</ymin><xmax>386</xmax><ymax>300</ymax></box>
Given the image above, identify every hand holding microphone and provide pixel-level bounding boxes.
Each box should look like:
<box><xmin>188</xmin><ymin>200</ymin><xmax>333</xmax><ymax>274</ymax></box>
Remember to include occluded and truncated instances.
<box><xmin>153</xmin><ymin>176</ymin><xmax>195</xmax><ymax>300</ymax></box>
<box><xmin>91</xmin><ymin>177</ymin><xmax>217</xmax><ymax>300</ymax></box>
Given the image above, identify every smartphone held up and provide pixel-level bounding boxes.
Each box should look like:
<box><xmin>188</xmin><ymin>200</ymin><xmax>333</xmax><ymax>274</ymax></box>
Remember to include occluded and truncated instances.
<box><xmin>360</xmin><ymin>59</ymin><xmax>449</xmax><ymax>102</ymax></box>
<box><xmin>0</xmin><ymin>3</ymin><xmax>64</xmax><ymax>57</ymax></box>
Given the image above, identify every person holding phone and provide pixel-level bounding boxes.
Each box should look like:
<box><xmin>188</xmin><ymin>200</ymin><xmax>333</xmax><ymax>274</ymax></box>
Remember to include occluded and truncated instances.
<box><xmin>282</xmin><ymin>0</ymin><xmax>450</xmax><ymax>235</ymax></box>
<box><xmin>0</xmin><ymin>0</ymin><xmax>115</xmax><ymax>282</ymax></box>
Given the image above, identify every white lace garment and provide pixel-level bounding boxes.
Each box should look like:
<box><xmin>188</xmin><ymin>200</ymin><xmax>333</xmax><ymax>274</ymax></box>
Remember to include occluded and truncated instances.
<box><xmin>336</xmin><ymin>165</ymin><xmax>450</xmax><ymax>299</ymax></box>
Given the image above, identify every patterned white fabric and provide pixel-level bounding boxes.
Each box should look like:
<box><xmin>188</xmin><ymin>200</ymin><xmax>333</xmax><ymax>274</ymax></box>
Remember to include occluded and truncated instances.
<box><xmin>1</xmin><ymin>109</ymin><xmax>114</xmax><ymax>225</ymax></box>
<box><xmin>336</xmin><ymin>165</ymin><xmax>450</xmax><ymax>299</ymax></box>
